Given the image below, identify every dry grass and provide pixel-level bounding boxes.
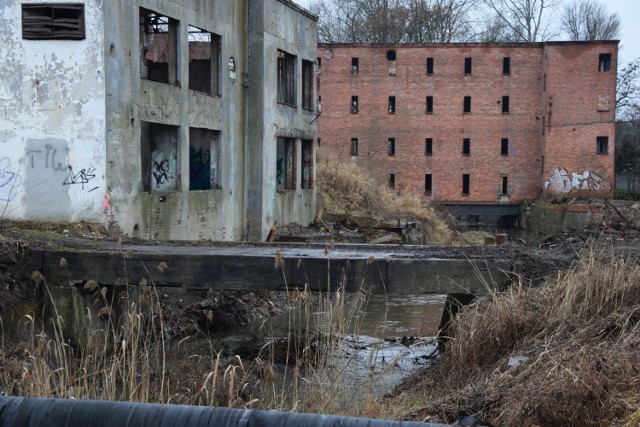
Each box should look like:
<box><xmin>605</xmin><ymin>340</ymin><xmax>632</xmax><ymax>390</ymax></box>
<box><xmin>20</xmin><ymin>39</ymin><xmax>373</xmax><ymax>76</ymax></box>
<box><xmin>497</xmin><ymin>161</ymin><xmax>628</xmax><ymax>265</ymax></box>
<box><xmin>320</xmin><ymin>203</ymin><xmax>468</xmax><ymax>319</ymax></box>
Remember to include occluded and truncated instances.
<box><xmin>316</xmin><ymin>150</ymin><xmax>455</xmax><ymax>244</ymax></box>
<box><xmin>389</xmin><ymin>249</ymin><xmax>640</xmax><ymax>426</ymax></box>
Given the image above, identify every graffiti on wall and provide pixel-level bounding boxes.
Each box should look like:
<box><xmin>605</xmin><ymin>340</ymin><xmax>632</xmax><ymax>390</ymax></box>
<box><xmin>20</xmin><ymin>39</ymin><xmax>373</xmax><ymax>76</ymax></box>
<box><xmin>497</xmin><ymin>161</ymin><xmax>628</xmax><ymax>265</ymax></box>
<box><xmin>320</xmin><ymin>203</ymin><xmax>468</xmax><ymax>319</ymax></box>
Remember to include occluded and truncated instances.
<box><xmin>0</xmin><ymin>157</ymin><xmax>22</xmax><ymax>202</ymax></box>
<box><xmin>63</xmin><ymin>165</ymin><xmax>97</xmax><ymax>191</ymax></box>
<box><xmin>544</xmin><ymin>167</ymin><xmax>611</xmax><ymax>194</ymax></box>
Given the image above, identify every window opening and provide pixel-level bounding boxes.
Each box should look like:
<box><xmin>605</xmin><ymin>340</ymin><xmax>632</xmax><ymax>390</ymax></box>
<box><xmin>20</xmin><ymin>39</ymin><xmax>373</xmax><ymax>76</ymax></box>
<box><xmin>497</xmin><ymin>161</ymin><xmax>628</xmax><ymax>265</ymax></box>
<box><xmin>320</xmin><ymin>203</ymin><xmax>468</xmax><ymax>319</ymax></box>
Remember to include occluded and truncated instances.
<box><xmin>501</xmin><ymin>175</ymin><xmax>508</xmax><ymax>195</ymax></box>
<box><xmin>425</xmin><ymin>174</ymin><xmax>432</xmax><ymax>194</ymax></box>
<box><xmin>389</xmin><ymin>173</ymin><xmax>395</xmax><ymax>190</ymax></box>
<box><xmin>425</xmin><ymin>138</ymin><xmax>433</xmax><ymax>156</ymax></box>
<box><xmin>276</xmin><ymin>137</ymin><xmax>296</xmax><ymax>190</ymax></box>
<box><xmin>502</xmin><ymin>95</ymin><xmax>510</xmax><ymax>113</ymax></box>
<box><xmin>277</xmin><ymin>50</ymin><xmax>297</xmax><ymax>105</ymax></box>
<box><xmin>464</xmin><ymin>96</ymin><xmax>471</xmax><ymax>113</ymax></box>
<box><xmin>22</xmin><ymin>4</ymin><xmax>85</xmax><ymax>40</ymax></box>
<box><xmin>462</xmin><ymin>174</ymin><xmax>470</xmax><ymax>195</ymax></box>
<box><xmin>426</xmin><ymin>57</ymin><xmax>434</xmax><ymax>75</ymax></box>
<box><xmin>388</xmin><ymin>96</ymin><xmax>396</xmax><ymax>113</ymax></box>
<box><xmin>317</xmin><ymin>57</ymin><xmax>321</xmax><ymax>67</ymax></box>
<box><xmin>599</xmin><ymin>54</ymin><xmax>611</xmax><ymax>72</ymax></box>
<box><xmin>386</xmin><ymin>50</ymin><xmax>396</xmax><ymax>61</ymax></box>
<box><xmin>388</xmin><ymin>138</ymin><xmax>395</xmax><ymax>156</ymax></box>
<box><xmin>141</xmin><ymin>122</ymin><xmax>180</xmax><ymax>192</ymax></box>
<box><xmin>140</xmin><ymin>8</ymin><xmax>179</xmax><ymax>85</ymax></box>
<box><xmin>351</xmin><ymin>96</ymin><xmax>359</xmax><ymax>113</ymax></box>
<box><xmin>189</xmin><ymin>128</ymin><xmax>220</xmax><ymax>190</ymax></box>
<box><xmin>596</xmin><ymin>136</ymin><xmax>609</xmax><ymax>154</ymax></box>
<box><xmin>301</xmin><ymin>140</ymin><xmax>314</xmax><ymax>189</ymax></box>
<box><xmin>302</xmin><ymin>60</ymin><xmax>314</xmax><ymax>110</ymax></box>
<box><xmin>464</xmin><ymin>57</ymin><xmax>472</xmax><ymax>74</ymax></box>
<box><xmin>351</xmin><ymin>57</ymin><xmax>359</xmax><ymax>74</ymax></box>
<box><xmin>501</xmin><ymin>138</ymin><xmax>509</xmax><ymax>156</ymax></box>
<box><xmin>426</xmin><ymin>96</ymin><xmax>433</xmax><ymax>114</ymax></box>
<box><xmin>351</xmin><ymin>138</ymin><xmax>358</xmax><ymax>156</ymax></box>
<box><xmin>317</xmin><ymin>138</ymin><xmax>321</xmax><ymax>147</ymax></box>
<box><xmin>463</xmin><ymin>138</ymin><xmax>470</xmax><ymax>155</ymax></box>
<box><xmin>503</xmin><ymin>57</ymin><xmax>510</xmax><ymax>75</ymax></box>
<box><xmin>188</xmin><ymin>25</ymin><xmax>220</xmax><ymax>95</ymax></box>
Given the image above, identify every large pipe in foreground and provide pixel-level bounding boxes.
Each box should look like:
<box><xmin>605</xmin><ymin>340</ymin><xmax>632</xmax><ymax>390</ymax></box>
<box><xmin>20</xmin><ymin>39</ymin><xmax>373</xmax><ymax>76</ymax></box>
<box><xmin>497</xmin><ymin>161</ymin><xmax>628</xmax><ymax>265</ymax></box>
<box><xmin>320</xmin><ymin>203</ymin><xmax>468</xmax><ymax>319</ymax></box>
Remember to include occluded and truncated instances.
<box><xmin>0</xmin><ymin>396</ymin><xmax>447</xmax><ymax>427</ymax></box>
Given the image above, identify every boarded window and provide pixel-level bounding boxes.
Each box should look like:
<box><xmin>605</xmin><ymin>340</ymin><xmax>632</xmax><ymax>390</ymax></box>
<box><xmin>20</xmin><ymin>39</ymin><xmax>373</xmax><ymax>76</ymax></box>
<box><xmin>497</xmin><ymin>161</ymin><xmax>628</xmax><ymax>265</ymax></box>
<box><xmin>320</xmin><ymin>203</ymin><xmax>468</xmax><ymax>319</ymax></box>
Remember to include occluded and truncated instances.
<box><xmin>277</xmin><ymin>50</ymin><xmax>297</xmax><ymax>106</ymax></box>
<box><xmin>302</xmin><ymin>60</ymin><xmax>314</xmax><ymax>110</ymax></box>
<box><xmin>141</xmin><ymin>122</ymin><xmax>180</xmax><ymax>192</ymax></box>
<box><xmin>462</xmin><ymin>174</ymin><xmax>470</xmax><ymax>195</ymax></box>
<box><xmin>599</xmin><ymin>54</ymin><xmax>611</xmax><ymax>72</ymax></box>
<box><xmin>276</xmin><ymin>138</ymin><xmax>296</xmax><ymax>190</ymax></box>
<box><xmin>389</xmin><ymin>96</ymin><xmax>396</xmax><ymax>113</ymax></box>
<box><xmin>502</xmin><ymin>96</ymin><xmax>510</xmax><ymax>113</ymax></box>
<box><xmin>464</xmin><ymin>96</ymin><xmax>471</xmax><ymax>113</ymax></box>
<box><xmin>140</xmin><ymin>8</ymin><xmax>179</xmax><ymax>85</ymax></box>
<box><xmin>351</xmin><ymin>138</ymin><xmax>358</xmax><ymax>156</ymax></box>
<box><xmin>464</xmin><ymin>57</ymin><xmax>472</xmax><ymax>74</ymax></box>
<box><xmin>425</xmin><ymin>174</ymin><xmax>432</xmax><ymax>194</ymax></box>
<box><xmin>596</xmin><ymin>136</ymin><xmax>609</xmax><ymax>154</ymax></box>
<box><xmin>463</xmin><ymin>138</ymin><xmax>470</xmax><ymax>155</ymax></box>
<box><xmin>189</xmin><ymin>128</ymin><xmax>219</xmax><ymax>191</ymax></box>
<box><xmin>188</xmin><ymin>25</ymin><xmax>221</xmax><ymax>95</ymax></box>
<box><xmin>426</xmin><ymin>57</ymin><xmax>434</xmax><ymax>75</ymax></box>
<box><xmin>388</xmin><ymin>138</ymin><xmax>396</xmax><ymax>156</ymax></box>
<box><xmin>425</xmin><ymin>138</ymin><xmax>433</xmax><ymax>156</ymax></box>
<box><xmin>351</xmin><ymin>57</ymin><xmax>359</xmax><ymax>74</ymax></box>
<box><xmin>351</xmin><ymin>96</ymin><xmax>359</xmax><ymax>113</ymax></box>
<box><xmin>501</xmin><ymin>138</ymin><xmax>509</xmax><ymax>156</ymax></box>
<box><xmin>501</xmin><ymin>175</ymin><xmax>508</xmax><ymax>195</ymax></box>
<box><xmin>22</xmin><ymin>4</ymin><xmax>85</xmax><ymax>40</ymax></box>
<box><xmin>301</xmin><ymin>140</ymin><xmax>314</xmax><ymax>189</ymax></box>
<box><xmin>426</xmin><ymin>96</ymin><xmax>433</xmax><ymax>114</ymax></box>
<box><xmin>503</xmin><ymin>57</ymin><xmax>510</xmax><ymax>75</ymax></box>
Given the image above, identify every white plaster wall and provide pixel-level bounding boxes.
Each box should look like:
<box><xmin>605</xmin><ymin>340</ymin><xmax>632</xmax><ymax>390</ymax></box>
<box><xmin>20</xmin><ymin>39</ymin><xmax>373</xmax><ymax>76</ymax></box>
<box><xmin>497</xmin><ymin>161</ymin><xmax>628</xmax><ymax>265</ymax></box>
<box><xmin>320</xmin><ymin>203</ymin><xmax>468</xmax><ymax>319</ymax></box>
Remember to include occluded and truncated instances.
<box><xmin>0</xmin><ymin>0</ymin><xmax>106</xmax><ymax>221</ymax></box>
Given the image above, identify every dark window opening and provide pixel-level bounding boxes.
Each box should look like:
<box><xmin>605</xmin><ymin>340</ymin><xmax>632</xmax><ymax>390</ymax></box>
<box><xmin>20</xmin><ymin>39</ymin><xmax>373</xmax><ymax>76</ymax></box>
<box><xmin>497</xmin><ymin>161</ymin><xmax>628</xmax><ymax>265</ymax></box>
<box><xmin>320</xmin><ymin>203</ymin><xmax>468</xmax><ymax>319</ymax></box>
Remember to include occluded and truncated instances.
<box><xmin>501</xmin><ymin>175</ymin><xmax>508</xmax><ymax>195</ymax></box>
<box><xmin>597</xmin><ymin>136</ymin><xmax>609</xmax><ymax>154</ymax></box>
<box><xmin>301</xmin><ymin>140</ymin><xmax>314</xmax><ymax>189</ymax></box>
<box><xmin>276</xmin><ymin>137</ymin><xmax>296</xmax><ymax>190</ymax></box>
<box><xmin>503</xmin><ymin>57</ymin><xmax>510</xmax><ymax>75</ymax></box>
<box><xmin>189</xmin><ymin>128</ymin><xmax>220</xmax><ymax>191</ymax></box>
<box><xmin>599</xmin><ymin>53</ymin><xmax>611</xmax><ymax>72</ymax></box>
<box><xmin>140</xmin><ymin>8</ymin><xmax>179</xmax><ymax>85</ymax></box>
<box><xmin>351</xmin><ymin>138</ymin><xmax>358</xmax><ymax>156</ymax></box>
<box><xmin>302</xmin><ymin>59</ymin><xmax>314</xmax><ymax>110</ymax></box>
<box><xmin>388</xmin><ymin>96</ymin><xmax>396</xmax><ymax>113</ymax></box>
<box><xmin>426</xmin><ymin>57</ymin><xmax>434</xmax><ymax>75</ymax></box>
<box><xmin>425</xmin><ymin>174</ymin><xmax>432</xmax><ymax>194</ymax></box>
<box><xmin>464</xmin><ymin>96</ymin><xmax>471</xmax><ymax>113</ymax></box>
<box><xmin>426</xmin><ymin>96</ymin><xmax>433</xmax><ymax>114</ymax></box>
<box><xmin>502</xmin><ymin>95</ymin><xmax>510</xmax><ymax>113</ymax></box>
<box><xmin>22</xmin><ymin>4</ymin><xmax>85</xmax><ymax>40</ymax></box>
<box><xmin>351</xmin><ymin>57</ymin><xmax>359</xmax><ymax>74</ymax></box>
<box><xmin>543</xmin><ymin>74</ymin><xmax>546</xmax><ymax>91</ymax></box>
<box><xmin>351</xmin><ymin>96</ymin><xmax>359</xmax><ymax>113</ymax></box>
<box><xmin>317</xmin><ymin>138</ymin><xmax>321</xmax><ymax>147</ymax></box>
<box><xmin>463</xmin><ymin>138</ymin><xmax>470</xmax><ymax>155</ymax></box>
<box><xmin>464</xmin><ymin>57</ymin><xmax>472</xmax><ymax>75</ymax></box>
<box><xmin>141</xmin><ymin>122</ymin><xmax>180</xmax><ymax>192</ymax></box>
<box><xmin>188</xmin><ymin>25</ymin><xmax>221</xmax><ymax>95</ymax></box>
<box><xmin>425</xmin><ymin>138</ymin><xmax>433</xmax><ymax>156</ymax></box>
<box><xmin>501</xmin><ymin>138</ymin><xmax>509</xmax><ymax>156</ymax></box>
<box><xmin>277</xmin><ymin>50</ymin><xmax>297</xmax><ymax>106</ymax></box>
<box><xmin>462</xmin><ymin>174</ymin><xmax>470</xmax><ymax>195</ymax></box>
<box><xmin>389</xmin><ymin>173</ymin><xmax>395</xmax><ymax>190</ymax></box>
<box><xmin>388</xmin><ymin>138</ymin><xmax>395</xmax><ymax>156</ymax></box>
<box><xmin>386</xmin><ymin>50</ymin><xmax>396</xmax><ymax>61</ymax></box>
<box><xmin>317</xmin><ymin>57</ymin><xmax>321</xmax><ymax>68</ymax></box>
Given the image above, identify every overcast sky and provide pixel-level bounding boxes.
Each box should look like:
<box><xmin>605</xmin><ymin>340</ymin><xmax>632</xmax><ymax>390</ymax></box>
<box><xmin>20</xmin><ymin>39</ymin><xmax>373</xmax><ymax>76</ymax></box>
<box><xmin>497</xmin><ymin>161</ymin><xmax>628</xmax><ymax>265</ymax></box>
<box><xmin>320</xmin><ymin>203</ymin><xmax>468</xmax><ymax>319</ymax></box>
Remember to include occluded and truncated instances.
<box><xmin>294</xmin><ymin>0</ymin><xmax>639</xmax><ymax>65</ymax></box>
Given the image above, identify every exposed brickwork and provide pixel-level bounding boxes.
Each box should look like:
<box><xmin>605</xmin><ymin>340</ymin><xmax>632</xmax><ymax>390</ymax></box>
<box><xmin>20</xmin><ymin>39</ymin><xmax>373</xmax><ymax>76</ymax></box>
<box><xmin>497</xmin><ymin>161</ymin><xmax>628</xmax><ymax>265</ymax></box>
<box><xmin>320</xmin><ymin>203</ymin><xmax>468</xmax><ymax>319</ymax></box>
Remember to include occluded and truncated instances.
<box><xmin>317</xmin><ymin>42</ymin><xmax>618</xmax><ymax>204</ymax></box>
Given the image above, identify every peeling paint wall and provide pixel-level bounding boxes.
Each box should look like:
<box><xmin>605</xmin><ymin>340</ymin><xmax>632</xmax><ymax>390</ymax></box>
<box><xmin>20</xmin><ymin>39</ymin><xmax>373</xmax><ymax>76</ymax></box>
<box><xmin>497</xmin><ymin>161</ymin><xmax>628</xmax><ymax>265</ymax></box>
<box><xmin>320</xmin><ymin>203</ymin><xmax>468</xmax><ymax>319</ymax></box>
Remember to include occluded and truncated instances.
<box><xmin>0</xmin><ymin>0</ymin><xmax>106</xmax><ymax>220</ymax></box>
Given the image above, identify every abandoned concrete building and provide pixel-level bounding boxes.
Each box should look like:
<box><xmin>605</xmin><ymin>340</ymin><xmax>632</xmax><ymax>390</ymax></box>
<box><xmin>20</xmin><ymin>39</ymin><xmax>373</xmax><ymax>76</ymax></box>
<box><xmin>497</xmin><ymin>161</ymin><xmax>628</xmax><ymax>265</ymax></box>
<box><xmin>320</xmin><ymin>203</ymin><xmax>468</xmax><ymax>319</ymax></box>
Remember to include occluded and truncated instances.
<box><xmin>0</xmin><ymin>0</ymin><xmax>318</xmax><ymax>241</ymax></box>
<box><xmin>317</xmin><ymin>42</ymin><xmax>617</xmax><ymax>216</ymax></box>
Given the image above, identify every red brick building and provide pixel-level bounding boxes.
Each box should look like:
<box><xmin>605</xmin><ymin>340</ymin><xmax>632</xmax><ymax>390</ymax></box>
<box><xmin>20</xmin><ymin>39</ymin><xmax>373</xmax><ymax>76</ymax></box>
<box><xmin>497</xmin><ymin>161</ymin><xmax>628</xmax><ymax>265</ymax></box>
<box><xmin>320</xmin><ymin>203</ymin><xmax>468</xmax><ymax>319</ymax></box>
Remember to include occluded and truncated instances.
<box><xmin>317</xmin><ymin>42</ymin><xmax>617</xmax><ymax>210</ymax></box>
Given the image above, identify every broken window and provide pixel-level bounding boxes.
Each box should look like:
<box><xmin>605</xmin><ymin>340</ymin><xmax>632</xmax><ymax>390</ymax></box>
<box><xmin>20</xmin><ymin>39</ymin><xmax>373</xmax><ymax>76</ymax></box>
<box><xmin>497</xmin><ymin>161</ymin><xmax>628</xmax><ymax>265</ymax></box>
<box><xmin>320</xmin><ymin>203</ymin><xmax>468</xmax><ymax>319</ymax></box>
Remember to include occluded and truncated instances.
<box><xmin>387</xmin><ymin>50</ymin><xmax>396</xmax><ymax>61</ymax></box>
<box><xmin>351</xmin><ymin>96</ymin><xmax>359</xmax><ymax>113</ymax></box>
<box><xmin>426</xmin><ymin>96</ymin><xmax>433</xmax><ymax>114</ymax></box>
<box><xmin>501</xmin><ymin>138</ymin><xmax>509</xmax><ymax>156</ymax></box>
<box><xmin>388</xmin><ymin>96</ymin><xmax>396</xmax><ymax>113</ymax></box>
<box><xmin>301</xmin><ymin>140</ymin><xmax>314</xmax><ymax>189</ymax></box>
<box><xmin>351</xmin><ymin>57</ymin><xmax>359</xmax><ymax>75</ymax></box>
<box><xmin>425</xmin><ymin>174</ymin><xmax>432</xmax><ymax>194</ymax></box>
<box><xmin>503</xmin><ymin>57</ymin><xmax>510</xmax><ymax>75</ymax></box>
<box><xmin>141</xmin><ymin>122</ymin><xmax>180</xmax><ymax>192</ymax></box>
<box><xmin>425</xmin><ymin>138</ymin><xmax>433</xmax><ymax>156</ymax></box>
<box><xmin>462</xmin><ymin>174</ymin><xmax>470</xmax><ymax>195</ymax></box>
<box><xmin>389</xmin><ymin>173</ymin><xmax>395</xmax><ymax>190</ymax></box>
<box><xmin>463</xmin><ymin>138</ymin><xmax>470</xmax><ymax>156</ymax></box>
<box><xmin>464</xmin><ymin>57</ymin><xmax>472</xmax><ymax>75</ymax></box>
<box><xmin>277</xmin><ymin>50</ymin><xmax>297</xmax><ymax>106</ymax></box>
<box><xmin>189</xmin><ymin>128</ymin><xmax>219</xmax><ymax>191</ymax></box>
<box><xmin>188</xmin><ymin>25</ymin><xmax>221</xmax><ymax>95</ymax></box>
<box><xmin>502</xmin><ymin>96</ymin><xmax>510</xmax><ymax>113</ymax></box>
<box><xmin>388</xmin><ymin>138</ymin><xmax>395</xmax><ymax>156</ymax></box>
<box><xmin>501</xmin><ymin>175</ymin><xmax>508</xmax><ymax>195</ymax></box>
<box><xmin>596</xmin><ymin>136</ymin><xmax>609</xmax><ymax>154</ymax></box>
<box><xmin>22</xmin><ymin>4</ymin><xmax>85</xmax><ymax>40</ymax></box>
<box><xmin>351</xmin><ymin>138</ymin><xmax>358</xmax><ymax>156</ymax></box>
<box><xmin>302</xmin><ymin>60</ymin><xmax>314</xmax><ymax>110</ymax></box>
<box><xmin>464</xmin><ymin>96</ymin><xmax>471</xmax><ymax>113</ymax></box>
<box><xmin>426</xmin><ymin>57</ymin><xmax>434</xmax><ymax>75</ymax></box>
<box><xmin>599</xmin><ymin>54</ymin><xmax>611</xmax><ymax>72</ymax></box>
<box><xmin>276</xmin><ymin>138</ymin><xmax>296</xmax><ymax>190</ymax></box>
<box><xmin>140</xmin><ymin>8</ymin><xmax>179</xmax><ymax>85</ymax></box>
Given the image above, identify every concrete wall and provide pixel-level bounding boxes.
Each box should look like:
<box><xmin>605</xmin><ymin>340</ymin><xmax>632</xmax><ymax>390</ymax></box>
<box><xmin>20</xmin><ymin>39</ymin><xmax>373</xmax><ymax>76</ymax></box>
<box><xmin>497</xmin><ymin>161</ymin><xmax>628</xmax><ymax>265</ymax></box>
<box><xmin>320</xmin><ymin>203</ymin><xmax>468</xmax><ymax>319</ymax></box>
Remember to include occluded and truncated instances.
<box><xmin>0</xmin><ymin>0</ymin><xmax>106</xmax><ymax>220</ymax></box>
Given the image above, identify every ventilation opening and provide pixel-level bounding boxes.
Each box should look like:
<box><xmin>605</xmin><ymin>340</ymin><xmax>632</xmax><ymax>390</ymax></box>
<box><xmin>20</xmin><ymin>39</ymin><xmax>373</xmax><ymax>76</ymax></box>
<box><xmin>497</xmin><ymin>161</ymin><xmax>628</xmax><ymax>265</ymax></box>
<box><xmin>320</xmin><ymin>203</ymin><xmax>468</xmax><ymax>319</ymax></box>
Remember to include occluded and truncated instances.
<box><xmin>22</xmin><ymin>4</ymin><xmax>85</xmax><ymax>40</ymax></box>
<box><xmin>386</xmin><ymin>50</ymin><xmax>396</xmax><ymax>61</ymax></box>
<box><xmin>189</xmin><ymin>128</ymin><xmax>220</xmax><ymax>191</ymax></box>
<box><xmin>141</xmin><ymin>122</ymin><xmax>180</xmax><ymax>192</ymax></box>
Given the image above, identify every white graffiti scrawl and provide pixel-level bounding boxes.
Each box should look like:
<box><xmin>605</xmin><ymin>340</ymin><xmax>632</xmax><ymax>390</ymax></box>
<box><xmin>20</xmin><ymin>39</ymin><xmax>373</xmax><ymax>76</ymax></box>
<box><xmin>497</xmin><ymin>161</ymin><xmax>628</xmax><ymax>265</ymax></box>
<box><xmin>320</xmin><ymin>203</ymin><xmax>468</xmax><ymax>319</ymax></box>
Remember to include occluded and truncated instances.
<box><xmin>544</xmin><ymin>167</ymin><xmax>610</xmax><ymax>194</ymax></box>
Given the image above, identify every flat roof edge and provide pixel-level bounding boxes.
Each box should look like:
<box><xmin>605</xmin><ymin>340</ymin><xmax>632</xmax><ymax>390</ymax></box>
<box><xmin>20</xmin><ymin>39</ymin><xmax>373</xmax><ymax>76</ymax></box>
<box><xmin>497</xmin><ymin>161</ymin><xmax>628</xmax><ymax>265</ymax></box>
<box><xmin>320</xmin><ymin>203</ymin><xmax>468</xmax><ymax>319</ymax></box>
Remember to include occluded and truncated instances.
<box><xmin>276</xmin><ymin>0</ymin><xmax>319</xmax><ymax>21</ymax></box>
<box><xmin>318</xmin><ymin>40</ymin><xmax>619</xmax><ymax>48</ymax></box>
